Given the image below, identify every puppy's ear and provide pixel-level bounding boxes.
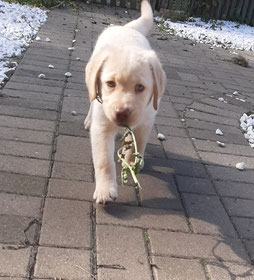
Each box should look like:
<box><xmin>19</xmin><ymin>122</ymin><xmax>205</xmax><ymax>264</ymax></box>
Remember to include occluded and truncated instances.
<box><xmin>85</xmin><ymin>52</ymin><xmax>108</xmax><ymax>102</ymax></box>
<box><xmin>149</xmin><ymin>53</ymin><xmax>167</xmax><ymax>110</ymax></box>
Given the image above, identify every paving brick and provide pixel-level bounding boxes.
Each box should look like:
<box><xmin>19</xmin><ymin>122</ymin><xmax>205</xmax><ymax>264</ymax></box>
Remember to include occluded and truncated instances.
<box><xmin>143</xmin><ymin>157</ymin><xmax>208</xmax><ymax>178</ymax></box>
<box><xmin>54</xmin><ymin>135</ymin><xmax>92</xmax><ymax>164</ymax></box>
<box><xmin>156</xmin><ymin>125</ymin><xmax>188</xmax><ymax>138</ymax></box>
<box><xmin>190</xmin><ymin>102</ymin><xmax>240</xmax><ymax>119</ymax></box>
<box><xmin>163</xmin><ymin>66</ymin><xmax>182</xmax><ymax>80</ymax></box>
<box><xmin>59</xmin><ymin>120</ymin><xmax>89</xmax><ymax>137</ymax></box>
<box><xmin>5</xmin><ymin>82</ymin><xmax>63</xmax><ymax>95</ymax></box>
<box><xmin>186</xmin><ymin>119</ymin><xmax>241</xmax><ymax>135</ymax></box>
<box><xmin>26</xmin><ymin>48</ymin><xmax>69</xmax><ymax>60</ymax></box>
<box><xmin>152</xmin><ymin>257</ymin><xmax>206</xmax><ymax>280</ymax></box>
<box><xmin>144</xmin><ymin>143</ymin><xmax>166</xmax><ymax>159</ymax></box>
<box><xmin>97</xmin><ymin>225</ymin><xmax>152</xmax><ymax>280</ymax></box>
<box><xmin>214</xmin><ymin>181</ymin><xmax>254</xmax><ymax>200</ymax></box>
<box><xmin>207</xmin><ymin>165</ymin><xmax>254</xmax><ymax>184</ymax></box>
<box><xmin>162</xmin><ymin>136</ymin><xmax>199</xmax><ymax>161</ymax></box>
<box><xmin>243</xmin><ymin>240</ymin><xmax>254</xmax><ymax>261</ymax></box>
<box><xmin>0</xmin><ymin>245</ymin><xmax>31</xmax><ymax>277</ymax></box>
<box><xmin>149</xmin><ymin>230</ymin><xmax>249</xmax><ymax>263</ymax></box>
<box><xmin>222</xmin><ymin>197</ymin><xmax>254</xmax><ymax>218</ymax></box>
<box><xmin>64</xmin><ymin>88</ymin><xmax>86</xmax><ymax>97</ymax></box>
<box><xmin>52</xmin><ymin>161</ymin><xmax>93</xmax><ymax>181</ymax></box>
<box><xmin>176</xmin><ymin>175</ymin><xmax>215</xmax><ymax>195</ymax></box>
<box><xmin>0</xmin><ymin>96</ymin><xmax>58</xmax><ymax>111</ymax></box>
<box><xmin>172</xmin><ymin>103</ymin><xmax>187</xmax><ymax>113</ymax></box>
<box><xmin>0</xmin><ymin>105</ymin><xmax>57</xmax><ymax>121</ymax></box>
<box><xmin>0</xmin><ymin>127</ymin><xmax>53</xmax><ymax>144</ymax></box>
<box><xmin>189</xmin><ymin>128</ymin><xmax>246</xmax><ymax>145</ymax></box>
<box><xmin>0</xmin><ymin>155</ymin><xmax>50</xmax><ymax>177</ymax></box>
<box><xmin>185</xmin><ymin>110</ymin><xmax>239</xmax><ymax>127</ymax></box>
<box><xmin>203</xmin><ymin>81</ymin><xmax>225</xmax><ymax>92</ymax></box>
<box><xmin>0</xmin><ymin>215</ymin><xmax>38</xmax><ymax>245</ymax></box>
<box><xmin>199</xmin><ymin>97</ymin><xmax>247</xmax><ymax>113</ymax></box>
<box><xmin>182</xmin><ymin>193</ymin><xmax>236</xmax><ymax>237</ymax></box>
<box><xmin>157</xmin><ymin>101</ymin><xmax>179</xmax><ymax>118</ymax></box>
<box><xmin>62</xmin><ymin>96</ymin><xmax>90</xmax><ymax>114</ymax></box>
<box><xmin>48</xmin><ymin>178</ymin><xmax>94</xmax><ymax>201</ymax></box>
<box><xmin>199</xmin><ymin>152</ymin><xmax>254</xmax><ymax>169</ymax></box>
<box><xmin>154</xmin><ymin>116</ymin><xmax>184</xmax><ymax>127</ymax></box>
<box><xmin>60</xmin><ymin>110</ymin><xmax>87</xmax><ymax>123</ymax></box>
<box><xmin>232</xmin><ymin>217</ymin><xmax>254</xmax><ymax>239</ymax></box>
<box><xmin>2</xmin><ymin>89</ymin><xmax>60</xmax><ymax>102</ymax></box>
<box><xmin>178</xmin><ymin>72</ymin><xmax>200</xmax><ymax>82</ymax></box>
<box><xmin>138</xmin><ymin>172</ymin><xmax>182</xmax><ymax>210</ymax></box>
<box><xmin>0</xmin><ymin>193</ymin><xmax>41</xmax><ymax>218</ymax></box>
<box><xmin>40</xmin><ymin>198</ymin><xmax>91</xmax><ymax>248</ymax></box>
<box><xmin>193</xmin><ymin>139</ymin><xmax>254</xmax><ymax>157</ymax></box>
<box><xmin>20</xmin><ymin>59</ymin><xmax>68</xmax><ymax>71</ymax></box>
<box><xmin>0</xmin><ymin>140</ymin><xmax>51</xmax><ymax>160</ymax></box>
<box><xmin>0</xmin><ymin>172</ymin><xmax>46</xmax><ymax>196</ymax></box>
<box><xmin>96</xmin><ymin>204</ymin><xmax>188</xmax><ymax>231</ymax></box>
<box><xmin>9</xmin><ymin>75</ymin><xmax>64</xmax><ymax>88</ymax></box>
<box><xmin>0</xmin><ymin>115</ymin><xmax>55</xmax><ymax>132</ymax></box>
<box><xmin>206</xmin><ymin>261</ymin><xmax>254</xmax><ymax>280</ymax></box>
<box><xmin>34</xmin><ymin>247</ymin><xmax>91</xmax><ymax>279</ymax></box>
<box><xmin>17</xmin><ymin>64</ymin><xmax>67</xmax><ymax>77</ymax></box>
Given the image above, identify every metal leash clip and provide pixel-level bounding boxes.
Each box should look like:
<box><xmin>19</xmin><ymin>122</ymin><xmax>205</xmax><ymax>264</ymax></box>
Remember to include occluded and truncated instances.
<box><xmin>96</xmin><ymin>94</ymin><xmax>103</xmax><ymax>104</ymax></box>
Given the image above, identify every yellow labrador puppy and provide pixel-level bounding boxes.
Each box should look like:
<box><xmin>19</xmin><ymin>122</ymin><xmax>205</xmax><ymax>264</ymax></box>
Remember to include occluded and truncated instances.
<box><xmin>85</xmin><ymin>0</ymin><xmax>166</xmax><ymax>204</ymax></box>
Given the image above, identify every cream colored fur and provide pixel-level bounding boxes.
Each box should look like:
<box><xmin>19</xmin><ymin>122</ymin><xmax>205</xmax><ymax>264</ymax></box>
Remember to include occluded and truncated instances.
<box><xmin>85</xmin><ymin>0</ymin><xmax>166</xmax><ymax>204</ymax></box>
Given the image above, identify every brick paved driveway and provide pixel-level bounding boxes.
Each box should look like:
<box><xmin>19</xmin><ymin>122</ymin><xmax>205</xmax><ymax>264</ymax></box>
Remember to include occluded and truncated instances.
<box><xmin>1</xmin><ymin>3</ymin><xmax>254</xmax><ymax>280</ymax></box>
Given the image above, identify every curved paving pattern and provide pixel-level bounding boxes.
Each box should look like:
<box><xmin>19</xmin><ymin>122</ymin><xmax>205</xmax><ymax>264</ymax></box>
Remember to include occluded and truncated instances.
<box><xmin>0</xmin><ymin>3</ymin><xmax>254</xmax><ymax>280</ymax></box>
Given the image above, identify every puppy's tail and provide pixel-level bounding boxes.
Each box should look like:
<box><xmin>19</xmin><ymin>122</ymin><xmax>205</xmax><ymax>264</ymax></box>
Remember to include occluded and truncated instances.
<box><xmin>124</xmin><ymin>0</ymin><xmax>153</xmax><ymax>36</ymax></box>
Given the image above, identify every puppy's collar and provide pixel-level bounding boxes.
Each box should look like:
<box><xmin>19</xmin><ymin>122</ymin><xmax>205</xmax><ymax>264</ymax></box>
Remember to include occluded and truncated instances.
<box><xmin>96</xmin><ymin>94</ymin><xmax>103</xmax><ymax>104</ymax></box>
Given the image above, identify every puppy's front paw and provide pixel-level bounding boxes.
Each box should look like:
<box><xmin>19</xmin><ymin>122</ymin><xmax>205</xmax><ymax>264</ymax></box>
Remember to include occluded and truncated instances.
<box><xmin>93</xmin><ymin>184</ymin><xmax>118</xmax><ymax>204</ymax></box>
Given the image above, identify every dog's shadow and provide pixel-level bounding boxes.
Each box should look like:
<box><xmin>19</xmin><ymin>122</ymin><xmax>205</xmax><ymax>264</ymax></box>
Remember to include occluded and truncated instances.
<box><xmin>98</xmin><ymin>143</ymin><xmax>254</xmax><ymax>272</ymax></box>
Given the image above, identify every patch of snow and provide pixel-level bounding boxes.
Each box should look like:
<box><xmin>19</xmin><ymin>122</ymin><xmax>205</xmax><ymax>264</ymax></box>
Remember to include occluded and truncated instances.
<box><xmin>0</xmin><ymin>0</ymin><xmax>47</xmax><ymax>84</ymax></box>
<box><xmin>156</xmin><ymin>17</ymin><xmax>254</xmax><ymax>51</ymax></box>
<box><xmin>157</xmin><ymin>133</ymin><xmax>166</xmax><ymax>141</ymax></box>
<box><xmin>236</xmin><ymin>162</ymin><xmax>245</xmax><ymax>170</ymax></box>
<box><xmin>65</xmin><ymin>72</ymin><xmax>72</xmax><ymax>77</ymax></box>
<box><xmin>240</xmin><ymin>113</ymin><xmax>254</xmax><ymax>149</ymax></box>
<box><xmin>216</xmin><ymin>128</ymin><xmax>223</xmax><ymax>135</ymax></box>
<box><xmin>216</xmin><ymin>141</ymin><xmax>225</xmax><ymax>147</ymax></box>
<box><xmin>38</xmin><ymin>73</ymin><xmax>45</xmax><ymax>79</ymax></box>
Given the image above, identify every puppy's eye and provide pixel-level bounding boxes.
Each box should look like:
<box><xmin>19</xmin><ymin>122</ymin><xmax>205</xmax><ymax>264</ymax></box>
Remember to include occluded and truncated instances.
<box><xmin>136</xmin><ymin>84</ymin><xmax>145</xmax><ymax>92</ymax></box>
<box><xmin>107</xmin><ymin>81</ymin><xmax>116</xmax><ymax>88</ymax></box>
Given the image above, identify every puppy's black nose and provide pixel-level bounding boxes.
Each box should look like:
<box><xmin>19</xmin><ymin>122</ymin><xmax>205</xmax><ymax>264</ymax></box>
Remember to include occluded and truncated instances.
<box><xmin>115</xmin><ymin>107</ymin><xmax>130</xmax><ymax>125</ymax></box>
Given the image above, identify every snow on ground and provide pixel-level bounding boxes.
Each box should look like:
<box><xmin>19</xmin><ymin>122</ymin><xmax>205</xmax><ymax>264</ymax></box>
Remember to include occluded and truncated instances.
<box><xmin>240</xmin><ymin>113</ymin><xmax>254</xmax><ymax>149</ymax></box>
<box><xmin>156</xmin><ymin>17</ymin><xmax>254</xmax><ymax>52</ymax></box>
<box><xmin>0</xmin><ymin>0</ymin><xmax>47</xmax><ymax>84</ymax></box>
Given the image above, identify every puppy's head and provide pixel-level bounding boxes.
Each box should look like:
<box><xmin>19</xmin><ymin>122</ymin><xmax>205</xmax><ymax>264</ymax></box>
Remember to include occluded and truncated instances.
<box><xmin>85</xmin><ymin>47</ymin><xmax>166</xmax><ymax>127</ymax></box>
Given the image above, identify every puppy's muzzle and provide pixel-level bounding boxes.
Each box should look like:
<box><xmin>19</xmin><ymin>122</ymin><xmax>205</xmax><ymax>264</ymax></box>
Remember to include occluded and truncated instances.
<box><xmin>115</xmin><ymin>107</ymin><xmax>131</xmax><ymax>126</ymax></box>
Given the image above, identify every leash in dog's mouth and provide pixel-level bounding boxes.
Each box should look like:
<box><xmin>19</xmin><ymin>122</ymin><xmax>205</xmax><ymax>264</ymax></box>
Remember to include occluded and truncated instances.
<box><xmin>117</xmin><ymin>126</ymin><xmax>143</xmax><ymax>190</ymax></box>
